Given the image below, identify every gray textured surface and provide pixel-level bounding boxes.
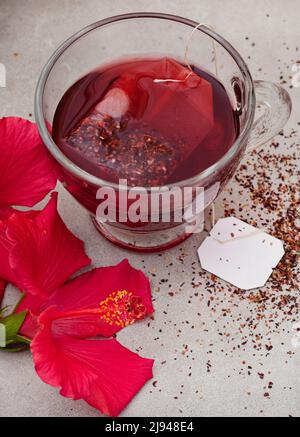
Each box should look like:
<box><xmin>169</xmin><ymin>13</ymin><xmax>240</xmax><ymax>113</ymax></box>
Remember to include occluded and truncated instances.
<box><xmin>0</xmin><ymin>0</ymin><xmax>299</xmax><ymax>417</ymax></box>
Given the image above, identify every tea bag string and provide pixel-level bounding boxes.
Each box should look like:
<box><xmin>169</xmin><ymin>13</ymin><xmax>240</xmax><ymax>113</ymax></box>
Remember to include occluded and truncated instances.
<box><xmin>153</xmin><ymin>22</ymin><xmax>218</xmax><ymax>84</ymax></box>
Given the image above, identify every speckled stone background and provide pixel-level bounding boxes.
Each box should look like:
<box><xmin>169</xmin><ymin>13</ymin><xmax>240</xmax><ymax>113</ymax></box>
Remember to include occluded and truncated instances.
<box><xmin>0</xmin><ymin>0</ymin><xmax>299</xmax><ymax>417</ymax></box>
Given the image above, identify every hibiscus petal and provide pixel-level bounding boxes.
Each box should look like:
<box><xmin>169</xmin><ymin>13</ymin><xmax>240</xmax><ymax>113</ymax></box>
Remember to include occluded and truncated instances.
<box><xmin>31</xmin><ymin>306</ymin><xmax>154</xmax><ymax>416</ymax></box>
<box><xmin>0</xmin><ymin>207</ymin><xmax>14</xmax><ymax>220</ymax></box>
<box><xmin>0</xmin><ymin>220</ymin><xmax>15</xmax><ymax>284</ymax></box>
<box><xmin>18</xmin><ymin>260</ymin><xmax>153</xmax><ymax>339</ymax></box>
<box><xmin>0</xmin><ymin>209</ymin><xmax>41</xmax><ymax>284</ymax></box>
<box><xmin>0</xmin><ymin>117</ymin><xmax>60</xmax><ymax>208</ymax></box>
<box><xmin>44</xmin><ymin>259</ymin><xmax>154</xmax><ymax>338</ymax></box>
<box><xmin>1</xmin><ymin>193</ymin><xmax>90</xmax><ymax>296</ymax></box>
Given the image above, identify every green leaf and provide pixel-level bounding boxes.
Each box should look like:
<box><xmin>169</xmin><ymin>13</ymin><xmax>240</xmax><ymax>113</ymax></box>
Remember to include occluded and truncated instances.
<box><xmin>0</xmin><ymin>306</ymin><xmax>10</xmax><ymax>318</ymax></box>
<box><xmin>0</xmin><ymin>331</ymin><xmax>30</xmax><ymax>352</ymax></box>
<box><xmin>0</xmin><ymin>308</ymin><xmax>31</xmax><ymax>352</ymax></box>
<box><xmin>15</xmin><ymin>334</ymin><xmax>31</xmax><ymax>345</ymax></box>
<box><xmin>1</xmin><ymin>310</ymin><xmax>28</xmax><ymax>342</ymax></box>
<box><xmin>0</xmin><ymin>342</ymin><xmax>29</xmax><ymax>352</ymax></box>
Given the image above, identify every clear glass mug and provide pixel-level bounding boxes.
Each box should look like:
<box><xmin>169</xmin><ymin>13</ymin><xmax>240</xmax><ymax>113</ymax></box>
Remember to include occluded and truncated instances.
<box><xmin>35</xmin><ymin>13</ymin><xmax>291</xmax><ymax>252</ymax></box>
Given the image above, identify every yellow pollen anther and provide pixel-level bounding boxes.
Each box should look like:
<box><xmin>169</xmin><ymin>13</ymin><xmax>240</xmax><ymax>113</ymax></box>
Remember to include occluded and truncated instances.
<box><xmin>99</xmin><ymin>290</ymin><xmax>146</xmax><ymax>328</ymax></box>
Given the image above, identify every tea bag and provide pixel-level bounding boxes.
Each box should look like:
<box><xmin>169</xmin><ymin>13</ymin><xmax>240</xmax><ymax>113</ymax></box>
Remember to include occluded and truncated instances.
<box><xmin>138</xmin><ymin>57</ymin><xmax>214</xmax><ymax>158</ymax></box>
<box><xmin>64</xmin><ymin>58</ymin><xmax>214</xmax><ymax>185</ymax></box>
<box><xmin>96</xmin><ymin>57</ymin><xmax>214</xmax><ymax>155</ymax></box>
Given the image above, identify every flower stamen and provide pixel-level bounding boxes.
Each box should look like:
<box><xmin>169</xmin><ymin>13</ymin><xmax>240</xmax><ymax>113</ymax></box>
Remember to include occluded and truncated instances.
<box><xmin>99</xmin><ymin>290</ymin><xmax>146</xmax><ymax>328</ymax></box>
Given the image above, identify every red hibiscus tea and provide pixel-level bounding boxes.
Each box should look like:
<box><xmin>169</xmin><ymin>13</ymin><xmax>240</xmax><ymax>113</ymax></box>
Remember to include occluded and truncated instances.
<box><xmin>53</xmin><ymin>57</ymin><xmax>239</xmax><ymax>188</ymax></box>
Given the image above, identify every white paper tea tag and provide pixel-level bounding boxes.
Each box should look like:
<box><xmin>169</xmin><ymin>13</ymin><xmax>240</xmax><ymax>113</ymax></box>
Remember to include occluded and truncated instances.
<box><xmin>0</xmin><ymin>323</ymin><xmax>6</xmax><ymax>347</ymax></box>
<box><xmin>197</xmin><ymin>217</ymin><xmax>285</xmax><ymax>290</ymax></box>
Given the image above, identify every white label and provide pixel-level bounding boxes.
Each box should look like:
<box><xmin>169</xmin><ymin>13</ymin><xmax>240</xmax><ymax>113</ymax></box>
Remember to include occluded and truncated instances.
<box><xmin>0</xmin><ymin>323</ymin><xmax>6</xmax><ymax>347</ymax></box>
<box><xmin>198</xmin><ymin>217</ymin><xmax>285</xmax><ymax>290</ymax></box>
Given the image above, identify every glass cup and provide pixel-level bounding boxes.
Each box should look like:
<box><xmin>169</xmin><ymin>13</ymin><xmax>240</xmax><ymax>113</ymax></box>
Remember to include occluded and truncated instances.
<box><xmin>35</xmin><ymin>13</ymin><xmax>291</xmax><ymax>252</ymax></box>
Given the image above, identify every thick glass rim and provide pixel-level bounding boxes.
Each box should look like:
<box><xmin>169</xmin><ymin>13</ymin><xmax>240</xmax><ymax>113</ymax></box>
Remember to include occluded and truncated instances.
<box><xmin>35</xmin><ymin>12</ymin><xmax>256</xmax><ymax>192</ymax></box>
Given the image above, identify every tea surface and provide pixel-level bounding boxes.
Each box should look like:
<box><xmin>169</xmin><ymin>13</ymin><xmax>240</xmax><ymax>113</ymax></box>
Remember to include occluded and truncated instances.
<box><xmin>53</xmin><ymin>57</ymin><xmax>239</xmax><ymax>186</ymax></box>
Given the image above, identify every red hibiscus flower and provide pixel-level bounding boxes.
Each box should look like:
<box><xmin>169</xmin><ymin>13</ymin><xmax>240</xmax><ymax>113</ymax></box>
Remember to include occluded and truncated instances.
<box><xmin>31</xmin><ymin>280</ymin><xmax>154</xmax><ymax>416</ymax></box>
<box><xmin>0</xmin><ymin>117</ymin><xmax>155</xmax><ymax>416</ymax></box>
<box><xmin>18</xmin><ymin>259</ymin><xmax>153</xmax><ymax>339</ymax></box>
<box><xmin>16</xmin><ymin>259</ymin><xmax>154</xmax><ymax>416</ymax></box>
